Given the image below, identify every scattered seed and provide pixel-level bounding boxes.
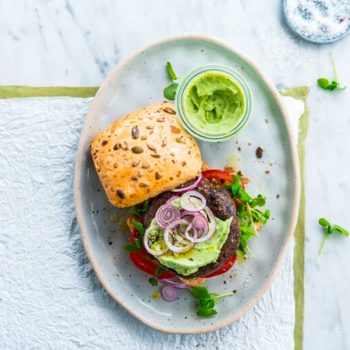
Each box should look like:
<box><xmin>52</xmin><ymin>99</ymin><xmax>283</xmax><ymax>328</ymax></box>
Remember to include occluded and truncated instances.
<box><xmin>155</xmin><ymin>172</ymin><xmax>162</xmax><ymax>180</ymax></box>
<box><xmin>131</xmin><ymin>146</ymin><xmax>144</xmax><ymax>154</ymax></box>
<box><xmin>163</xmin><ymin>107</ymin><xmax>176</xmax><ymax>114</ymax></box>
<box><xmin>182</xmin><ymin>161</ymin><xmax>187</xmax><ymax>166</ymax></box>
<box><xmin>141</xmin><ymin>162</ymin><xmax>150</xmax><ymax>169</ymax></box>
<box><xmin>146</xmin><ymin>125</ymin><xmax>154</xmax><ymax>130</ymax></box>
<box><xmin>132</xmin><ymin>160</ymin><xmax>140</xmax><ymax>167</ymax></box>
<box><xmin>147</xmin><ymin>143</ymin><xmax>157</xmax><ymax>152</ymax></box>
<box><xmin>162</xmin><ymin>138</ymin><xmax>167</xmax><ymax>147</ymax></box>
<box><xmin>102</xmin><ymin>140</ymin><xmax>108</xmax><ymax>146</ymax></box>
<box><xmin>141</xmin><ymin>135</ymin><xmax>147</xmax><ymax>140</ymax></box>
<box><xmin>151</xmin><ymin>154</ymin><xmax>161</xmax><ymax>158</ymax></box>
<box><xmin>113</xmin><ymin>143</ymin><xmax>119</xmax><ymax>150</ymax></box>
<box><xmin>156</xmin><ymin>117</ymin><xmax>165</xmax><ymax>122</ymax></box>
<box><xmin>170</xmin><ymin>152</ymin><xmax>175</xmax><ymax>156</ymax></box>
<box><xmin>116</xmin><ymin>189</ymin><xmax>125</xmax><ymax>199</ymax></box>
<box><xmin>139</xmin><ymin>182</ymin><xmax>149</xmax><ymax>187</ymax></box>
<box><xmin>171</xmin><ymin>126</ymin><xmax>181</xmax><ymax>134</ymax></box>
<box><xmin>265</xmin><ymin>170</ymin><xmax>270</xmax><ymax>174</ymax></box>
<box><xmin>276</xmin><ymin>194</ymin><xmax>280</xmax><ymax>199</ymax></box>
<box><xmin>137</xmin><ymin>170</ymin><xmax>142</xmax><ymax>177</ymax></box>
<box><xmin>131</xmin><ymin>176</ymin><xmax>138</xmax><ymax>181</ymax></box>
<box><xmin>113</xmin><ymin>163</ymin><xmax>118</xmax><ymax>168</ymax></box>
<box><xmin>131</xmin><ymin>126</ymin><xmax>139</xmax><ymax>139</ymax></box>
<box><xmin>256</xmin><ymin>147</ymin><xmax>264</xmax><ymax>159</ymax></box>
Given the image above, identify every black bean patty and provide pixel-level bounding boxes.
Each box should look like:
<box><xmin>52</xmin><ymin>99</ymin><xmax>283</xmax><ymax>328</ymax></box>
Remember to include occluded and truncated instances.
<box><xmin>142</xmin><ymin>178</ymin><xmax>241</xmax><ymax>278</ymax></box>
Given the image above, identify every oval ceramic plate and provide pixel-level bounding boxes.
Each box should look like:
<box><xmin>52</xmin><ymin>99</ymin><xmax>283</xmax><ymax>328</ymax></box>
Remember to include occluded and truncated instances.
<box><xmin>74</xmin><ymin>35</ymin><xmax>300</xmax><ymax>333</ymax></box>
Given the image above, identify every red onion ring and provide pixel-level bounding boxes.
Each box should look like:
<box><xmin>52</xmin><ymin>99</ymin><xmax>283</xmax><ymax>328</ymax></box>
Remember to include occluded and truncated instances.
<box><xmin>143</xmin><ymin>229</ymin><xmax>168</xmax><ymax>256</ymax></box>
<box><xmin>166</xmin><ymin>195</ymin><xmax>180</xmax><ymax>204</ymax></box>
<box><xmin>160</xmin><ymin>278</ymin><xmax>188</xmax><ymax>289</ymax></box>
<box><xmin>155</xmin><ymin>204</ymin><xmax>181</xmax><ymax>229</ymax></box>
<box><xmin>160</xmin><ymin>285</ymin><xmax>178</xmax><ymax>302</ymax></box>
<box><xmin>192</xmin><ymin>215</ymin><xmax>208</xmax><ymax>230</ymax></box>
<box><xmin>180</xmin><ymin>191</ymin><xmax>206</xmax><ymax>212</ymax></box>
<box><xmin>164</xmin><ymin>219</ymin><xmax>194</xmax><ymax>253</ymax></box>
<box><xmin>171</xmin><ymin>174</ymin><xmax>203</xmax><ymax>193</ymax></box>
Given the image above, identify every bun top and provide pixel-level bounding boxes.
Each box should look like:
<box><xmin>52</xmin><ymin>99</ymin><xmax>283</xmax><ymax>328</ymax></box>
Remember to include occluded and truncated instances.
<box><xmin>90</xmin><ymin>102</ymin><xmax>202</xmax><ymax>208</ymax></box>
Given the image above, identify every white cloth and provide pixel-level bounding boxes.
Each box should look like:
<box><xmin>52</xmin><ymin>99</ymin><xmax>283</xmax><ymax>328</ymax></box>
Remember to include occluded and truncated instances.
<box><xmin>0</xmin><ymin>96</ymin><xmax>303</xmax><ymax>350</ymax></box>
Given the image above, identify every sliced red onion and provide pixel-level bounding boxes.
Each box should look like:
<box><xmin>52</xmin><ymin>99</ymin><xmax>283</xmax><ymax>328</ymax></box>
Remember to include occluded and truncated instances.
<box><xmin>166</xmin><ymin>195</ymin><xmax>180</xmax><ymax>204</ymax></box>
<box><xmin>164</xmin><ymin>219</ymin><xmax>194</xmax><ymax>253</ymax></box>
<box><xmin>192</xmin><ymin>215</ymin><xmax>208</xmax><ymax>230</ymax></box>
<box><xmin>160</xmin><ymin>278</ymin><xmax>188</xmax><ymax>289</ymax></box>
<box><xmin>155</xmin><ymin>204</ymin><xmax>181</xmax><ymax>229</ymax></box>
<box><xmin>171</xmin><ymin>174</ymin><xmax>203</xmax><ymax>193</ymax></box>
<box><xmin>202</xmin><ymin>206</ymin><xmax>216</xmax><ymax>239</ymax></box>
<box><xmin>184</xmin><ymin>223</ymin><xmax>212</xmax><ymax>243</ymax></box>
<box><xmin>143</xmin><ymin>230</ymin><xmax>168</xmax><ymax>257</ymax></box>
<box><xmin>180</xmin><ymin>191</ymin><xmax>206</xmax><ymax>212</ymax></box>
<box><xmin>160</xmin><ymin>285</ymin><xmax>178</xmax><ymax>302</ymax></box>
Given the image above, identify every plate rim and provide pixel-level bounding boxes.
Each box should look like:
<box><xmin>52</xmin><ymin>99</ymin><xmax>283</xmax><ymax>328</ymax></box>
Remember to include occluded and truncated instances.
<box><xmin>74</xmin><ymin>34</ymin><xmax>300</xmax><ymax>334</ymax></box>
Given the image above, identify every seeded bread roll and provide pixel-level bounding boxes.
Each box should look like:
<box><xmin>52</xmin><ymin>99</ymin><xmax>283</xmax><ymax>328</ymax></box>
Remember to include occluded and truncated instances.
<box><xmin>90</xmin><ymin>102</ymin><xmax>203</xmax><ymax>208</ymax></box>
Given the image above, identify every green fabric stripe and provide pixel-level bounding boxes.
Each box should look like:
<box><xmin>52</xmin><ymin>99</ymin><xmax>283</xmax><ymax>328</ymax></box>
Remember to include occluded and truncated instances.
<box><xmin>280</xmin><ymin>86</ymin><xmax>310</xmax><ymax>350</ymax></box>
<box><xmin>0</xmin><ymin>86</ymin><xmax>98</xmax><ymax>99</ymax></box>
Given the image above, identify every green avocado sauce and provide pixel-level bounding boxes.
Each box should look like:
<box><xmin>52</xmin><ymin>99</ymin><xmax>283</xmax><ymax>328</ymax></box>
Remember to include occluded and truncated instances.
<box><xmin>183</xmin><ymin>71</ymin><xmax>246</xmax><ymax>135</ymax></box>
<box><xmin>146</xmin><ymin>216</ymin><xmax>233</xmax><ymax>276</ymax></box>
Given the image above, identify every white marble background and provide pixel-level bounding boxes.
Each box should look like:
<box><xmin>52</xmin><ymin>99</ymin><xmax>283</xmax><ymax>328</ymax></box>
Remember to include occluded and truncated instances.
<box><xmin>0</xmin><ymin>0</ymin><xmax>349</xmax><ymax>349</ymax></box>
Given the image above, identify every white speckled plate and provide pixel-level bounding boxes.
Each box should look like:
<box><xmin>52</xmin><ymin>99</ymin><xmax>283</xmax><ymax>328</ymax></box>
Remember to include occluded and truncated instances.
<box><xmin>74</xmin><ymin>35</ymin><xmax>300</xmax><ymax>333</ymax></box>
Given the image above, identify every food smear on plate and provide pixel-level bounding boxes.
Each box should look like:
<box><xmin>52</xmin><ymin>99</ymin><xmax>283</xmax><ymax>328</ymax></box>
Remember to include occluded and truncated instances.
<box><xmin>183</xmin><ymin>71</ymin><xmax>245</xmax><ymax>134</ymax></box>
<box><xmin>89</xmin><ymin>101</ymin><xmax>269</xmax><ymax>317</ymax></box>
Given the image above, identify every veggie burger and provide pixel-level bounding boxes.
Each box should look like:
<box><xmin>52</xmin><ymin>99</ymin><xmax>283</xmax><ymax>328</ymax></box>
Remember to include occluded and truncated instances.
<box><xmin>90</xmin><ymin>101</ymin><xmax>242</xmax><ymax>286</ymax></box>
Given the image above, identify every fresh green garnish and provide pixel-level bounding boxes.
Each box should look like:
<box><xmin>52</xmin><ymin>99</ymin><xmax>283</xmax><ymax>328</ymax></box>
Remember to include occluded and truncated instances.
<box><xmin>155</xmin><ymin>266</ymin><xmax>166</xmax><ymax>276</ymax></box>
<box><xmin>317</xmin><ymin>53</ymin><xmax>346</xmax><ymax>91</ymax></box>
<box><xmin>227</xmin><ymin>175</ymin><xmax>270</xmax><ymax>257</ymax></box>
<box><xmin>148</xmin><ymin>277</ymin><xmax>158</xmax><ymax>286</ymax></box>
<box><xmin>123</xmin><ymin>221</ymin><xmax>145</xmax><ymax>252</ymax></box>
<box><xmin>190</xmin><ymin>286</ymin><xmax>234</xmax><ymax>317</ymax></box>
<box><xmin>317</xmin><ymin>217</ymin><xmax>349</xmax><ymax>259</ymax></box>
<box><xmin>163</xmin><ymin>82</ymin><xmax>178</xmax><ymax>100</ymax></box>
<box><xmin>166</xmin><ymin>61</ymin><xmax>178</xmax><ymax>81</ymax></box>
<box><xmin>129</xmin><ymin>200</ymin><xmax>149</xmax><ymax>217</ymax></box>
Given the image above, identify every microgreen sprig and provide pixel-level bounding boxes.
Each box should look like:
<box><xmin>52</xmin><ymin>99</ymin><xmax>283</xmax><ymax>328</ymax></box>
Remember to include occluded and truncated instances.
<box><xmin>317</xmin><ymin>218</ymin><xmax>349</xmax><ymax>259</ymax></box>
<box><xmin>124</xmin><ymin>221</ymin><xmax>145</xmax><ymax>252</ymax></box>
<box><xmin>227</xmin><ymin>175</ymin><xmax>270</xmax><ymax>257</ymax></box>
<box><xmin>190</xmin><ymin>286</ymin><xmax>234</xmax><ymax>317</ymax></box>
<box><xmin>317</xmin><ymin>53</ymin><xmax>346</xmax><ymax>91</ymax></box>
<box><xmin>163</xmin><ymin>61</ymin><xmax>179</xmax><ymax>100</ymax></box>
<box><xmin>129</xmin><ymin>200</ymin><xmax>149</xmax><ymax>217</ymax></box>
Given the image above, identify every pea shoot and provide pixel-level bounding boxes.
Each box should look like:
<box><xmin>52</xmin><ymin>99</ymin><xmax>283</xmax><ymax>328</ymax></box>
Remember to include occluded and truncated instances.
<box><xmin>317</xmin><ymin>218</ymin><xmax>349</xmax><ymax>259</ymax></box>
<box><xmin>190</xmin><ymin>286</ymin><xmax>234</xmax><ymax>317</ymax></box>
<box><xmin>123</xmin><ymin>221</ymin><xmax>145</xmax><ymax>252</ymax></box>
<box><xmin>163</xmin><ymin>61</ymin><xmax>179</xmax><ymax>100</ymax></box>
<box><xmin>317</xmin><ymin>53</ymin><xmax>346</xmax><ymax>91</ymax></box>
<box><xmin>227</xmin><ymin>175</ymin><xmax>270</xmax><ymax>257</ymax></box>
<box><xmin>129</xmin><ymin>200</ymin><xmax>149</xmax><ymax>217</ymax></box>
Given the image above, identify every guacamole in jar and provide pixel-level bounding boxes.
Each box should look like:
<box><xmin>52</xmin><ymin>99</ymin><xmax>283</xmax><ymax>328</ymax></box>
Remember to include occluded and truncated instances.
<box><xmin>183</xmin><ymin>71</ymin><xmax>246</xmax><ymax>135</ymax></box>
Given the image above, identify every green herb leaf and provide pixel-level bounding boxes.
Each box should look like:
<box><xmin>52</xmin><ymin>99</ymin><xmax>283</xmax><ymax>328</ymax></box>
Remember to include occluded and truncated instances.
<box><xmin>166</xmin><ymin>61</ymin><xmax>178</xmax><ymax>81</ymax></box>
<box><xmin>148</xmin><ymin>277</ymin><xmax>158</xmax><ymax>286</ymax></box>
<box><xmin>129</xmin><ymin>200</ymin><xmax>149</xmax><ymax>217</ymax></box>
<box><xmin>132</xmin><ymin>221</ymin><xmax>145</xmax><ymax>235</ymax></box>
<box><xmin>318</xmin><ymin>218</ymin><xmax>331</xmax><ymax>227</ymax></box>
<box><xmin>317</xmin><ymin>217</ymin><xmax>349</xmax><ymax>259</ymax></box>
<box><xmin>190</xmin><ymin>286</ymin><xmax>233</xmax><ymax>318</ymax></box>
<box><xmin>163</xmin><ymin>82</ymin><xmax>178</xmax><ymax>100</ymax></box>
<box><xmin>123</xmin><ymin>243</ymin><xmax>140</xmax><ymax>252</ymax></box>
<box><xmin>155</xmin><ymin>266</ymin><xmax>165</xmax><ymax>276</ymax></box>
<box><xmin>197</xmin><ymin>308</ymin><xmax>217</xmax><ymax>317</ymax></box>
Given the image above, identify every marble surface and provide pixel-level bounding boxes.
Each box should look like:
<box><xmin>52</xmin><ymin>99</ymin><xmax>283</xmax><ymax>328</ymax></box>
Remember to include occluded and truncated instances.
<box><xmin>0</xmin><ymin>0</ymin><xmax>349</xmax><ymax>349</ymax></box>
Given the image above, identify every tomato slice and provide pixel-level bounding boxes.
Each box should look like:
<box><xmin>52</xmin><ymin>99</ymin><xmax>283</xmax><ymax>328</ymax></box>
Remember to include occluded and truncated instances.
<box><xmin>128</xmin><ymin>226</ymin><xmax>175</xmax><ymax>279</ymax></box>
<box><xmin>202</xmin><ymin>169</ymin><xmax>233</xmax><ymax>183</ymax></box>
<box><xmin>204</xmin><ymin>254</ymin><xmax>237</xmax><ymax>278</ymax></box>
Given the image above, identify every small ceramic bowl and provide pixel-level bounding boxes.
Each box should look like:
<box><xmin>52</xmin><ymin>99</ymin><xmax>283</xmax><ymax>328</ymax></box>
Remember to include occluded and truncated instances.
<box><xmin>175</xmin><ymin>65</ymin><xmax>252</xmax><ymax>142</ymax></box>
